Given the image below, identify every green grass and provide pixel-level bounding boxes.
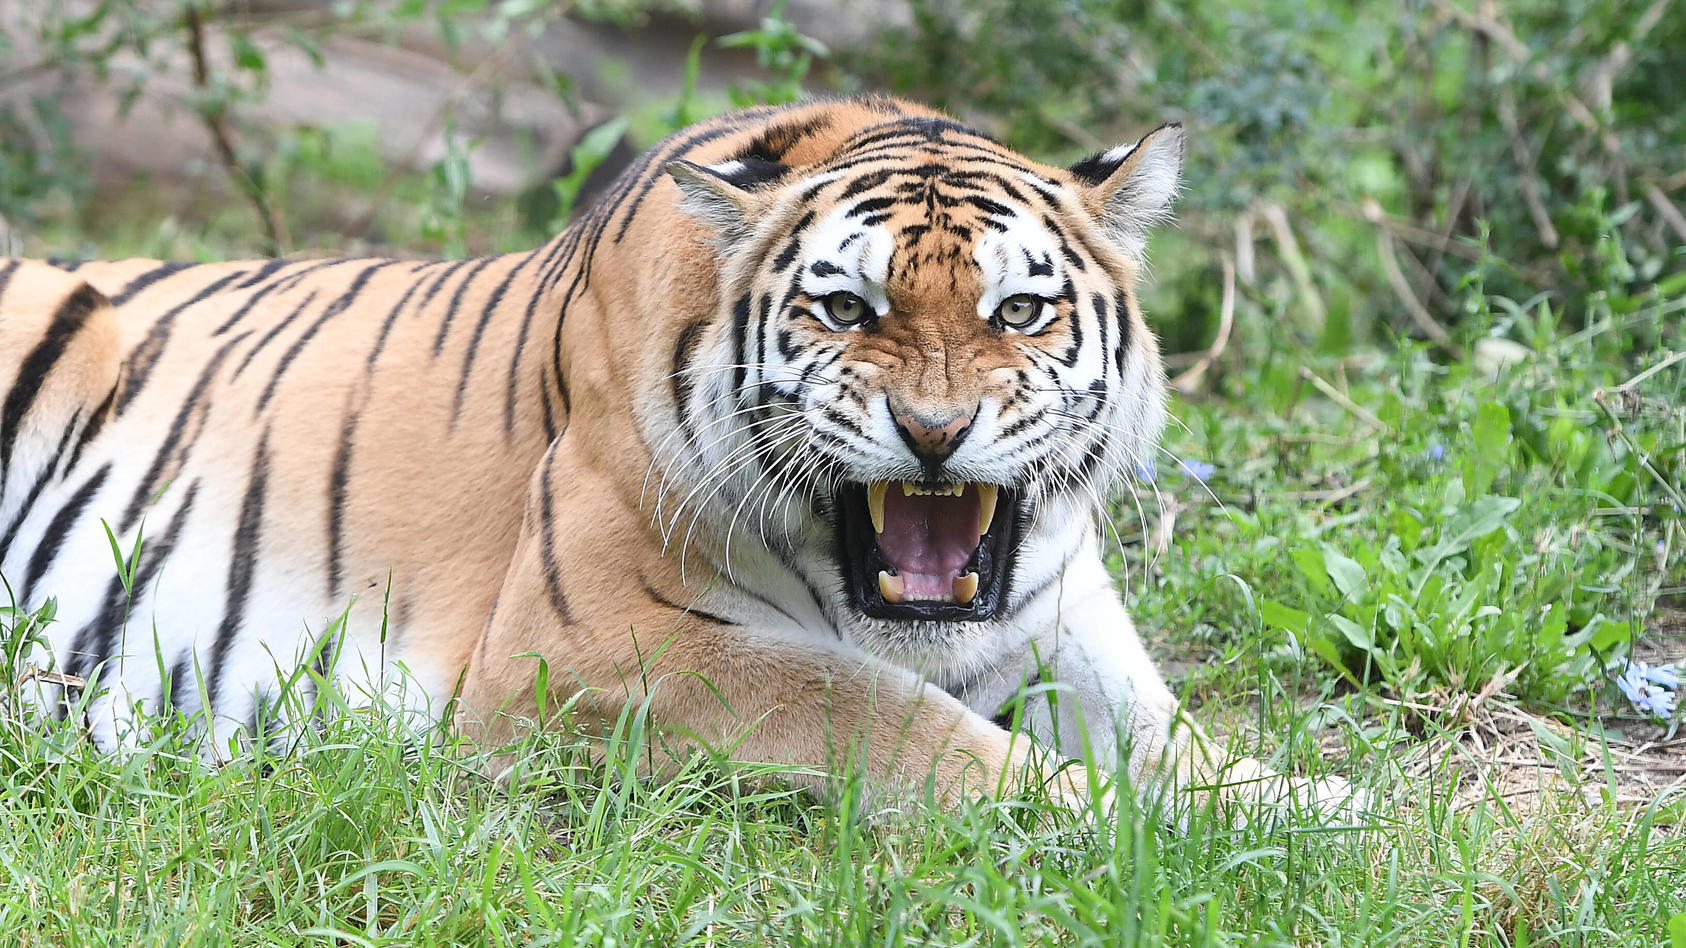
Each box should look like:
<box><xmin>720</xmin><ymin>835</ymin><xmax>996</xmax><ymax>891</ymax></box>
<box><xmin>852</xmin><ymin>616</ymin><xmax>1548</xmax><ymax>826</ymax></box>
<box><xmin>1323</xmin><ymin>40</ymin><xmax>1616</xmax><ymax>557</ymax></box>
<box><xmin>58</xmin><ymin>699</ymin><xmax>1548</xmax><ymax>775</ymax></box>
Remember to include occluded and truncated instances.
<box><xmin>2</xmin><ymin>262</ymin><xmax>1681</xmax><ymax>945</ymax></box>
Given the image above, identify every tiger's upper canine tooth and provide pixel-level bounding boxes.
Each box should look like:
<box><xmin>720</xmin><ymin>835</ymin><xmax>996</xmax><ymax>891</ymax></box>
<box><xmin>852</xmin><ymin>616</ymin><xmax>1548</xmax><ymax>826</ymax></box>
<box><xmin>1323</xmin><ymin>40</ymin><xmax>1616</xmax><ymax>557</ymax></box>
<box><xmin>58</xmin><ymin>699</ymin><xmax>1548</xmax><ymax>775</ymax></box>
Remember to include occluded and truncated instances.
<box><xmin>878</xmin><ymin>570</ymin><xmax>905</xmax><ymax>603</ymax></box>
<box><xmin>867</xmin><ymin>481</ymin><xmax>888</xmax><ymax>534</ymax></box>
<box><xmin>977</xmin><ymin>484</ymin><xmax>1000</xmax><ymax>535</ymax></box>
<box><xmin>953</xmin><ymin>571</ymin><xmax>980</xmax><ymax>604</ymax></box>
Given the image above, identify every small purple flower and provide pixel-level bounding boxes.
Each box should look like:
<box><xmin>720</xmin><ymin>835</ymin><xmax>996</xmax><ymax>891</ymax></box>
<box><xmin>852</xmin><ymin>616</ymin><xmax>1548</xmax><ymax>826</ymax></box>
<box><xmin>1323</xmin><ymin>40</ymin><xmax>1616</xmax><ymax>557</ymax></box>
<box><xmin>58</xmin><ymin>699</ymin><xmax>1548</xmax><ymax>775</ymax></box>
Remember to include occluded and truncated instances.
<box><xmin>1426</xmin><ymin>443</ymin><xmax>1445</xmax><ymax>463</ymax></box>
<box><xmin>1643</xmin><ymin>662</ymin><xmax>1681</xmax><ymax>689</ymax></box>
<box><xmin>1616</xmin><ymin>661</ymin><xmax>1678</xmax><ymax>720</ymax></box>
<box><xmin>1178</xmin><ymin>459</ymin><xmax>1215</xmax><ymax>483</ymax></box>
<box><xmin>1135</xmin><ymin>460</ymin><xmax>1156</xmax><ymax>483</ymax></box>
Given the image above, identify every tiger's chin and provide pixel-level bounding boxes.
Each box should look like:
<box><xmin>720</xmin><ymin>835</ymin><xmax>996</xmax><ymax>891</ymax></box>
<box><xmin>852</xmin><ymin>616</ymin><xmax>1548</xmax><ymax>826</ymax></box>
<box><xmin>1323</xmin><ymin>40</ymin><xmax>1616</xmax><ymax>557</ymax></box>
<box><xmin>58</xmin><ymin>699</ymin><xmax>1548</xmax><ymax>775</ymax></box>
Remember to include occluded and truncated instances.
<box><xmin>832</xmin><ymin>480</ymin><xmax>1022</xmax><ymax>623</ymax></box>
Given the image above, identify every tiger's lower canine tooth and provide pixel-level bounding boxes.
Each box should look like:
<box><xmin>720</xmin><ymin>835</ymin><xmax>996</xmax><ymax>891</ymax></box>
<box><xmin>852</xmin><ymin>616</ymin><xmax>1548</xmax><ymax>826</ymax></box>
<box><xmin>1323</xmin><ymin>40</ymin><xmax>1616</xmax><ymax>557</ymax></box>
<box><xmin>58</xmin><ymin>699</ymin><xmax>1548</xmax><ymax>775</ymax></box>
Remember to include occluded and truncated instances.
<box><xmin>878</xmin><ymin>570</ymin><xmax>905</xmax><ymax>603</ymax></box>
<box><xmin>953</xmin><ymin>572</ymin><xmax>979</xmax><ymax>603</ymax></box>
<box><xmin>977</xmin><ymin>484</ymin><xmax>999</xmax><ymax>535</ymax></box>
<box><xmin>867</xmin><ymin>481</ymin><xmax>888</xmax><ymax>534</ymax></box>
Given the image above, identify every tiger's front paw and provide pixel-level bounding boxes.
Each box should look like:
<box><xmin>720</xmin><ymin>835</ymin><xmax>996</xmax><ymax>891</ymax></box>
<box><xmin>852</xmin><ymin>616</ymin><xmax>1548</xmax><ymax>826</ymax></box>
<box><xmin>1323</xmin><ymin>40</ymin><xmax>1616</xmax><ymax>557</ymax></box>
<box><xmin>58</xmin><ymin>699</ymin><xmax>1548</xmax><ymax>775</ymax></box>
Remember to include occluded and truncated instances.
<box><xmin>1203</xmin><ymin>757</ymin><xmax>1370</xmax><ymax>827</ymax></box>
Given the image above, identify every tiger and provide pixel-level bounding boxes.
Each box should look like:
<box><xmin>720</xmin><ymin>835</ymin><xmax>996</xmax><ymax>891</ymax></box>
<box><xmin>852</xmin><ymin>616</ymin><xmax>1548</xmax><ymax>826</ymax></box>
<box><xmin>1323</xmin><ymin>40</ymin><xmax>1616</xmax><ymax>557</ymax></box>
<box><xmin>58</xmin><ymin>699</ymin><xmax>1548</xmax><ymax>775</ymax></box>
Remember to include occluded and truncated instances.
<box><xmin>0</xmin><ymin>95</ymin><xmax>1342</xmax><ymax>813</ymax></box>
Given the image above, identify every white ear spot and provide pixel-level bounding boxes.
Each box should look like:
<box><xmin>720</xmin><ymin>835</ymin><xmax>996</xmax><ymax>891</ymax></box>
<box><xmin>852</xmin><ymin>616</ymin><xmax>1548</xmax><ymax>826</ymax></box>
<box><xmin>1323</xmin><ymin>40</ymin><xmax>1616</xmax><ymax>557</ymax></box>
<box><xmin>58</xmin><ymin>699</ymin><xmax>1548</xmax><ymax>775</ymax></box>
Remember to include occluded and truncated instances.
<box><xmin>1101</xmin><ymin>142</ymin><xmax>1137</xmax><ymax>165</ymax></box>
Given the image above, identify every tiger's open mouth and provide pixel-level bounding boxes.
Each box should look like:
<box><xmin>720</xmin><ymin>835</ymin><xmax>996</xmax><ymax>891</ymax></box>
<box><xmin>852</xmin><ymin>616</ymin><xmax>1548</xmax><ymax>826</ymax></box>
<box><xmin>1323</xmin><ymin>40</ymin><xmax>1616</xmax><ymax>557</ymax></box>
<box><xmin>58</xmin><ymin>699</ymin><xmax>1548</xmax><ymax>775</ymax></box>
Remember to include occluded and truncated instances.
<box><xmin>834</xmin><ymin>481</ymin><xmax>1020</xmax><ymax>621</ymax></box>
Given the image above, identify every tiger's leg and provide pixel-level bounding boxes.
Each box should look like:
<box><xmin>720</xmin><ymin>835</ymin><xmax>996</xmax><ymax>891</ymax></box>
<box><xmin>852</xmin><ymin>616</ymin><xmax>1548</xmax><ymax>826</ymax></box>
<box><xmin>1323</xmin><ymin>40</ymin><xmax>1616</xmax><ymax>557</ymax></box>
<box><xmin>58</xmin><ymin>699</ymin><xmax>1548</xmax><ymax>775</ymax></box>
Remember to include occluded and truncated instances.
<box><xmin>954</xmin><ymin>539</ymin><xmax>1355</xmax><ymax>819</ymax></box>
<box><xmin>456</xmin><ymin>441</ymin><xmax>1085</xmax><ymax>809</ymax></box>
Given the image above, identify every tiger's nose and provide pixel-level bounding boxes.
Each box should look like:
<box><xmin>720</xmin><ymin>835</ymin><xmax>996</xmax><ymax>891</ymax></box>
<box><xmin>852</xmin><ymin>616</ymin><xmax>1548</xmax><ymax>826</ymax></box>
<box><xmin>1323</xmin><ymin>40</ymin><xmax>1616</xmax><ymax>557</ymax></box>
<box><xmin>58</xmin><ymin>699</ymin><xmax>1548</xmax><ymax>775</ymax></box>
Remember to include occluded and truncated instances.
<box><xmin>891</xmin><ymin>407</ymin><xmax>973</xmax><ymax>461</ymax></box>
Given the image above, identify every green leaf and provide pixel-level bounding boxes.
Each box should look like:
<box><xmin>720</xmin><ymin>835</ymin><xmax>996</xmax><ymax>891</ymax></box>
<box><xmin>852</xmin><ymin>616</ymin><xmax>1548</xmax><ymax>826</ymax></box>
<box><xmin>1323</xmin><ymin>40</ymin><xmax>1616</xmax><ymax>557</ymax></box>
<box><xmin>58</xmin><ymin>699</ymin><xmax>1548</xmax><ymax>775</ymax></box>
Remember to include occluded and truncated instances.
<box><xmin>1261</xmin><ymin>600</ymin><xmax>1311</xmax><ymax>635</ymax></box>
<box><xmin>1468</xmin><ymin>402</ymin><xmax>1511</xmax><ymax>497</ymax></box>
<box><xmin>1412</xmin><ymin>495</ymin><xmax>1521</xmax><ymax>593</ymax></box>
<box><xmin>549</xmin><ymin>116</ymin><xmax>629</xmax><ymax>229</ymax></box>
<box><xmin>1321</xmin><ymin>545</ymin><xmax>1366</xmax><ymax>601</ymax></box>
<box><xmin>1325</xmin><ymin>613</ymin><xmax>1374</xmax><ymax>651</ymax></box>
<box><xmin>1668</xmin><ymin>912</ymin><xmax>1686</xmax><ymax>948</ymax></box>
<box><xmin>229</xmin><ymin>32</ymin><xmax>266</xmax><ymax>74</ymax></box>
<box><xmin>1291</xmin><ymin>546</ymin><xmax>1330</xmax><ymax>596</ymax></box>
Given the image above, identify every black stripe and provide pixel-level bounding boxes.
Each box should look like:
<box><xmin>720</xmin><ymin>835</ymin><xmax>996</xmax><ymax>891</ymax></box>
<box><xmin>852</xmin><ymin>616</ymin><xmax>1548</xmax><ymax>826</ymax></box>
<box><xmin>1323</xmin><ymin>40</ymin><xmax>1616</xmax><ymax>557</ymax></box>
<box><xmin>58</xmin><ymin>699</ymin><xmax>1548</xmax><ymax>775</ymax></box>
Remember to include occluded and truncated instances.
<box><xmin>415</xmin><ymin>257</ymin><xmax>477</xmax><ymax>313</ymax></box>
<box><xmin>233</xmin><ymin>291</ymin><xmax>318</xmax><ymax>379</ymax></box>
<box><xmin>365</xmin><ymin>265</ymin><xmax>431</xmax><ymax>376</ymax></box>
<box><xmin>167</xmin><ymin>652</ymin><xmax>195</xmax><ymax>718</ymax></box>
<box><xmin>65</xmin><ymin>574</ymin><xmax>125</xmax><ymax>686</ymax></box>
<box><xmin>325</xmin><ymin>400</ymin><xmax>357</xmax><ymax>600</ymax></box>
<box><xmin>1</xmin><ymin>284</ymin><xmax>104</xmax><ymax>494</ymax></box>
<box><xmin>256</xmin><ymin>261</ymin><xmax>395</xmax><ymax>413</ymax></box>
<box><xmin>63</xmin><ymin>382</ymin><xmax>117</xmax><ymax>478</ymax></box>
<box><xmin>536</xmin><ymin>445</ymin><xmax>573</xmax><ymax>623</ymax></box>
<box><xmin>22</xmin><ymin>462</ymin><xmax>112</xmax><ymax>600</ymax></box>
<box><xmin>432</xmin><ymin>255</ymin><xmax>500</xmax><ymax>356</ymax></box>
<box><xmin>454</xmin><ymin>253</ymin><xmax>535</xmax><ymax>425</ymax></box>
<box><xmin>641</xmin><ymin>581</ymin><xmax>733</xmax><ymax>625</ymax></box>
<box><xmin>511</xmin><ymin>229</ymin><xmax>587</xmax><ymax>432</ymax></box>
<box><xmin>1113</xmin><ymin>292</ymin><xmax>1132</xmax><ymax>376</ymax></box>
<box><xmin>207</xmin><ymin>432</ymin><xmax>271</xmax><ymax>708</ymax></box>
<box><xmin>988</xmin><ymin>672</ymin><xmax>1042</xmax><ymax>730</ymax></box>
<box><xmin>213</xmin><ymin>260</ymin><xmax>339</xmax><ymax>336</ymax></box>
<box><xmin>670</xmin><ymin>318</ymin><xmax>708</xmax><ymax>449</ymax></box>
<box><xmin>0</xmin><ymin>409</ymin><xmax>81</xmax><ymax>563</ymax></box>
<box><xmin>109</xmin><ymin>262</ymin><xmax>193</xmax><ymax>306</ymax></box>
<box><xmin>235</xmin><ymin>258</ymin><xmax>291</xmax><ymax>289</ymax></box>
<box><xmin>95</xmin><ymin>480</ymin><xmax>202</xmax><ymax>713</ymax></box>
<box><xmin>0</xmin><ymin>259</ymin><xmax>19</xmax><ymax>300</ymax></box>
<box><xmin>118</xmin><ymin>330</ymin><xmax>252</xmax><ymax>533</ymax></box>
<box><xmin>118</xmin><ymin>269</ymin><xmax>249</xmax><ymax>413</ymax></box>
<box><xmin>729</xmin><ymin>294</ymin><xmax>752</xmax><ymax>399</ymax></box>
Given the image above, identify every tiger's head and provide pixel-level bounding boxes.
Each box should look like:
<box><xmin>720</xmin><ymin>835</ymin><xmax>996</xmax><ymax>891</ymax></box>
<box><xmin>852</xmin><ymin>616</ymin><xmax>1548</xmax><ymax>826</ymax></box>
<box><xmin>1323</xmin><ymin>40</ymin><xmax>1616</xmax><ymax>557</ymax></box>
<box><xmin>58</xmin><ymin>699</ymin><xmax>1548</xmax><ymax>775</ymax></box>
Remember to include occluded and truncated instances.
<box><xmin>662</xmin><ymin>111</ymin><xmax>1179</xmax><ymax>658</ymax></box>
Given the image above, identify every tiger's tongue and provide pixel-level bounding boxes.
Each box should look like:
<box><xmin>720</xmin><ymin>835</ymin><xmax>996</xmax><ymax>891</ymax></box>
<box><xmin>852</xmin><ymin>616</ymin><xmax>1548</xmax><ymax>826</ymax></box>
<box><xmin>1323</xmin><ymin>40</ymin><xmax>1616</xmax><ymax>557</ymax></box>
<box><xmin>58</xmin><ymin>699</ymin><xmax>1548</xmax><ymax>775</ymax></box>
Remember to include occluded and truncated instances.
<box><xmin>877</xmin><ymin>489</ymin><xmax>982</xmax><ymax>598</ymax></box>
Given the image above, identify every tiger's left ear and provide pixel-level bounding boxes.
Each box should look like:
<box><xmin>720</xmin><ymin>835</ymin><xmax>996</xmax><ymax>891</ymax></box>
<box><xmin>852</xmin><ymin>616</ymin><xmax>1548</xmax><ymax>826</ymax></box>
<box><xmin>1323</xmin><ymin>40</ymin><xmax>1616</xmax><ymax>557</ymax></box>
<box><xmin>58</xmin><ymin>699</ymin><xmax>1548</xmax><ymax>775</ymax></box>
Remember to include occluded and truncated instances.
<box><xmin>667</xmin><ymin>157</ymin><xmax>790</xmax><ymax>253</ymax></box>
<box><xmin>1066</xmin><ymin>123</ymin><xmax>1184</xmax><ymax>259</ymax></box>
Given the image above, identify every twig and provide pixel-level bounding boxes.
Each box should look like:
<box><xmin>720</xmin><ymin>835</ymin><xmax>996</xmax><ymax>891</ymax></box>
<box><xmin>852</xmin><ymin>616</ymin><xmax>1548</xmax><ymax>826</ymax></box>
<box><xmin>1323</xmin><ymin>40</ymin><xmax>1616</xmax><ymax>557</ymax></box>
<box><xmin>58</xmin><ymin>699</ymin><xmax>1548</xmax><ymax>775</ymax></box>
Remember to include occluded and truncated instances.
<box><xmin>1259</xmin><ymin>202</ymin><xmax>1326</xmax><ymax>330</ymax></box>
<box><xmin>1644</xmin><ymin>184</ymin><xmax>1686</xmax><ymax>245</ymax></box>
<box><xmin>1364</xmin><ymin>199</ymin><xmax>1464</xmax><ymax>358</ymax></box>
<box><xmin>1228</xmin><ymin>478</ymin><xmax>1374</xmax><ymax>510</ymax></box>
<box><xmin>1496</xmin><ymin>88</ymin><xmax>1560</xmax><ymax>249</ymax></box>
<box><xmin>1593</xmin><ymin>387</ymin><xmax>1686</xmax><ymax>511</ymax></box>
<box><xmin>1169</xmin><ymin>254</ymin><xmax>1236</xmax><ymax>393</ymax></box>
<box><xmin>1298</xmin><ymin>366</ymin><xmax>1393</xmax><ymax>433</ymax></box>
<box><xmin>184</xmin><ymin>3</ymin><xmax>283</xmax><ymax>255</ymax></box>
<box><xmin>1233</xmin><ymin>208</ymin><xmax>1256</xmax><ymax>285</ymax></box>
<box><xmin>1333</xmin><ymin>202</ymin><xmax>1485</xmax><ymax>261</ymax></box>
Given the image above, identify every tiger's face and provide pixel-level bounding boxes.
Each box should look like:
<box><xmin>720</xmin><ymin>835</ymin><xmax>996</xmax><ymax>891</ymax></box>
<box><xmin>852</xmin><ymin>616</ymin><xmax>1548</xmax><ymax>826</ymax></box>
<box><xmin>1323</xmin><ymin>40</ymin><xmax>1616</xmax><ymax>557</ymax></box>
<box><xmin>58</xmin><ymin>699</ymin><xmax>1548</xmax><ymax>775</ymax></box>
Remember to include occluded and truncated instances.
<box><xmin>667</xmin><ymin>116</ymin><xmax>1180</xmax><ymax>646</ymax></box>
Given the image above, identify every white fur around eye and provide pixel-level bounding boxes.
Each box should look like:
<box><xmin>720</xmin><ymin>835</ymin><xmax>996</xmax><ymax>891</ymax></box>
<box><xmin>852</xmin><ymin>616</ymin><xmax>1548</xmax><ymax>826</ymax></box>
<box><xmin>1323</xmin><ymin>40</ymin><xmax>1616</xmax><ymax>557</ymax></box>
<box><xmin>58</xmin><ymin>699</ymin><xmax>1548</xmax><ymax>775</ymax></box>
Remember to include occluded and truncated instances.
<box><xmin>798</xmin><ymin>205</ymin><xmax>894</xmax><ymax>314</ymax></box>
<box><xmin>973</xmin><ymin>220</ymin><xmax>1066</xmax><ymax>320</ymax></box>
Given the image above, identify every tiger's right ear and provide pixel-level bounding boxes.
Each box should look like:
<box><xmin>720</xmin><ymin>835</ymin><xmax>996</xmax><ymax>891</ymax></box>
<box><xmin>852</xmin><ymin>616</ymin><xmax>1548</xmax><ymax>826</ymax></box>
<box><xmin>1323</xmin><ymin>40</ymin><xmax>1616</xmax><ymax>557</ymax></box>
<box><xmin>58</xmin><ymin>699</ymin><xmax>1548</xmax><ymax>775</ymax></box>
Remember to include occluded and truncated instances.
<box><xmin>667</xmin><ymin>157</ymin><xmax>789</xmax><ymax>252</ymax></box>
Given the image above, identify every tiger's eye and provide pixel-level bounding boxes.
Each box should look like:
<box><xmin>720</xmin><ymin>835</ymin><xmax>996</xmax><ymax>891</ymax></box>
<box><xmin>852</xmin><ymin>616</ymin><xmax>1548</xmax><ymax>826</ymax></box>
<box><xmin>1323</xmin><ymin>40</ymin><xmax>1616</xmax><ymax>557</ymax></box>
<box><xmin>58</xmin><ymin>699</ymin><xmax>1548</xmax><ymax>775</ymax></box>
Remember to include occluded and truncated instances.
<box><xmin>996</xmin><ymin>294</ymin><xmax>1043</xmax><ymax>328</ymax></box>
<box><xmin>823</xmin><ymin>292</ymin><xmax>871</xmax><ymax>326</ymax></box>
